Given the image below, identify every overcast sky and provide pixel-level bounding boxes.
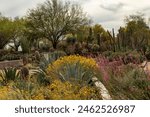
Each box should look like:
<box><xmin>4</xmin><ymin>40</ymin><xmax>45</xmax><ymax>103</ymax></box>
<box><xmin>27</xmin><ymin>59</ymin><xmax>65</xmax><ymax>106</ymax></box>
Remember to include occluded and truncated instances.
<box><xmin>0</xmin><ymin>0</ymin><xmax>150</xmax><ymax>31</ymax></box>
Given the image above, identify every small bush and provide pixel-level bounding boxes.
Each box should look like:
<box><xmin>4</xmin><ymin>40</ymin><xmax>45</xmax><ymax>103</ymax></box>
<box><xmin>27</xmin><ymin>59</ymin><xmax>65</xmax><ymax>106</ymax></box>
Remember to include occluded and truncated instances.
<box><xmin>91</xmin><ymin>44</ymin><xmax>100</xmax><ymax>53</ymax></box>
<box><xmin>102</xmin><ymin>64</ymin><xmax>150</xmax><ymax>99</ymax></box>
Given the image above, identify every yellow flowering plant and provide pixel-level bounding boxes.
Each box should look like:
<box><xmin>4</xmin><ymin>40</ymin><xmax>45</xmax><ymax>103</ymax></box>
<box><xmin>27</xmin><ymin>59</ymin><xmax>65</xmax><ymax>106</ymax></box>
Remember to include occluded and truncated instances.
<box><xmin>47</xmin><ymin>55</ymin><xmax>98</xmax><ymax>84</ymax></box>
<box><xmin>41</xmin><ymin>79</ymin><xmax>102</xmax><ymax>100</ymax></box>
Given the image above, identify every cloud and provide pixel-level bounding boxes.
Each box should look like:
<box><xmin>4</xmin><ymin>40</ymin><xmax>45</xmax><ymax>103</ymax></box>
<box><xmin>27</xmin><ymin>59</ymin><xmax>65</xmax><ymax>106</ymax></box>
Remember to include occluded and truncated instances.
<box><xmin>0</xmin><ymin>0</ymin><xmax>150</xmax><ymax>30</ymax></box>
<box><xmin>0</xmin><ymin>0</ymin><xmax>45</xmax><ymax>17</ymax></box>
<box><xmin>100</xmin><ymin>2</ymin><xmax>125</xmax><ymax>12</ymax></box>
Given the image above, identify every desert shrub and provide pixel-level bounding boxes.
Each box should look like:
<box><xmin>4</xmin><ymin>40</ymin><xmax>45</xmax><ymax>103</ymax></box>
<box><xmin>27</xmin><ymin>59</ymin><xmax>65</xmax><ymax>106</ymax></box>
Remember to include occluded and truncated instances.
<box><xmin>47</xmin><ymin>55</ymin><xmax>98</xmax><ymax>85</ymax></box>
<box><xmin>0</xmin><ymin>76</ymin><xmax>102</xmax><ymax>100</ymax></box>
<box><xmin>39</xmin><ymin>43</ymin><xmax>51</xmax><ymax>52</ymax></box>
<box><xmin>0</xmin><ymin>85</ymin><xmax>16</xmax><ymax>100</ymax></box>
<box><xmin>66</xmin><ymin>37</ymin><xmax>76</xmax><ymax>45</ymax></box>
<box><xmin>123</xmin><ymin>51</ymin><xmax>145</xmax><ymax>64</ymax></box>
<box><xmin>102</xmin><ymin>50</ymin><xmax>145</xmax><ymax>64</ymax></box>
<box><xmin>20</xmin><ymin>38</ymin><xmax>30</xmax><ymax>53</ymax></box>
<box><xmin>81</xmin><ymin>49</ymin><xmax>89</xmax><ymax>55</ymax></box>
<box><xmin>103</xmin><ymin>64</ymin><xmax>150</xmax><ymax>99</ymax></box>
<box><xmin>0</xmin><ymin>49</ymin><xmax>9</xmax><ymax>58</ymax></box>
<box><xmin>65</xmin><ymin>45</ymin><xmax>76</xmax><ymax>55</ymax></box>
<box><xmin>41</xmin><ymin>79</ymin><xmax>102</xmax><ymax>100</ymax></box>
<box><xmin>102</xmin><ymin>51</ymin><xmax>113</xmax><ymax>57</ymax></box>
<box><xmin>57</xmin><ymin>41</ymin><xmax>67</xmax><ymax>51</ymax></box>
<box><xmin>0</xmin><ymin>53</ymin><xmax>22</xmax><ymax>61</ymax></box>
<box><xmin>74</xmin><ymin>42</ymin><xmax>82</xmax><ymax>54</ymax></box>
<box><xmin>91</xmin><ymin>44</ymin><xmax>100</xmax><ymax>53</ymax></box>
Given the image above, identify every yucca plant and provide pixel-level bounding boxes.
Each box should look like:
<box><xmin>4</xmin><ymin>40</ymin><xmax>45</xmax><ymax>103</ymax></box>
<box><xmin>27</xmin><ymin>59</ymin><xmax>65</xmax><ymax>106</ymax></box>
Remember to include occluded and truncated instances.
<box><xmin>0</xmin><ymin>67</ymin><xmax>20</xmax><ymax>85</ymax></box>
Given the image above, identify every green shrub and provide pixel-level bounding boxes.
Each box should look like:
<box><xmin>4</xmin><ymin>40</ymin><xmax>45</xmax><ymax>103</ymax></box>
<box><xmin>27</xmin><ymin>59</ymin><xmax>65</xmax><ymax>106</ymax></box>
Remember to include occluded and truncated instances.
<box><xmin>57</xmin><ymin>41</ymin><xmax>67</xmax><ymax>51</ymax></box>
<box><xmin>20</xmin><ymin>38</ymin><xmax>30</xmax><ymax>53</ymax></box>
<box><xmin>0</xmin><ymin>49</ymin><xmax>9</xmax><ymax>58</ymax></box>
<box><xmin>91</xmin><ymin>44</ymin><xmax>100</xmax><ymax>53</ymax></box>
<box><xmin>66</xmin><ymin>37</ymin><xmax>76</xmax><ymax>45</ymax></box>
<box><xmin>0</xmin><ymin>53</ymin><xmax>22</xmax><ymax>61</ymax></box>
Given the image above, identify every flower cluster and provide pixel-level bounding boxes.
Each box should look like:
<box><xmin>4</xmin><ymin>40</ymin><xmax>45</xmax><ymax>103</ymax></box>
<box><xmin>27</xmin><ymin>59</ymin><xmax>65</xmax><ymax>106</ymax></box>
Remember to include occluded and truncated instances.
<box><xmin>47</xmin><ymin>55</ymin><xmax>98</xmax><ymax>71</ymax></box>
<box><xmin>46</xmin><ymin>55</ymin><xmax>98</xmax><ymax>81</ymax></box>
<box><xmin>0</xmin><ymin>79</ymin><xmax>102</xmax><ymax>100</ymax></box>
<box><xmin>42</xmin><ymin>79</ymin><xmax>101</xmax><ymax>100</ymax></box>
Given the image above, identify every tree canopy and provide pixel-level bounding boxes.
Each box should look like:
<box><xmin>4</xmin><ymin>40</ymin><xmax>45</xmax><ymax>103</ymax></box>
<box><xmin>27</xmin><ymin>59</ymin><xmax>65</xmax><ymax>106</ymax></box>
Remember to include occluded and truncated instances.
<box><xmin>26</xmin><ymin>0</ymin><xmax>89</xmax><ymax>49</ymax></box>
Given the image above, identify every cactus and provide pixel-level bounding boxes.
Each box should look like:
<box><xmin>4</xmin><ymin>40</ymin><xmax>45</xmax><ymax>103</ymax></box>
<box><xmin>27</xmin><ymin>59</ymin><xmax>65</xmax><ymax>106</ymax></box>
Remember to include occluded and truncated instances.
<box><xmin>107</xmin><ymin>28</ymin><xmax>116</xmax><ymax>52</ymax></box>
<box><xmin>20</xmin><ymin>67</ymin><xmax>29</xmax><ymax>80</ymax></box>
<box><xmin>22</xmin><ymin>56</ymin><xmax>28</xmax><ymax>65</ymax></box>
<box><xmin>34</xmin><ymin>51</ymin><xmax>41</xmax><ymax>62</ymax></box>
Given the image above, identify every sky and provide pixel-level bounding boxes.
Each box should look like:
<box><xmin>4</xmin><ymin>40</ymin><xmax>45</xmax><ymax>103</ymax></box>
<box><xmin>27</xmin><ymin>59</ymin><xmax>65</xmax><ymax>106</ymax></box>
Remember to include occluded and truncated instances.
<box><xmin>0</xmin><ymin>0</ymin><xmax>150</xmax><ymax>31</ymax></box>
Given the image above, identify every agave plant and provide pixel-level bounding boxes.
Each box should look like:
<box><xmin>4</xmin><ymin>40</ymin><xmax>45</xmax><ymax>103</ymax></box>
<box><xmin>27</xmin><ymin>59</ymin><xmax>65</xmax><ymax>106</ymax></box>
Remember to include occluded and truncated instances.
<box><xmin>0</xmin><ymin>67</ymin><xmax>20</xmax><ymax>85</ymax></box>
<box><xmin>50</xmin><ymin>62</ymin><xmax>95</xmax><ymax>85</ymax></box>
<box><xmin>32</xmin><ymin>69</ymin><xmax>50</xmax><ymax>86</ymax></box>
<box><xmin>47</xmin><ymin>55</ymin><xmax>98</xmax><ymax>85</ymax></box>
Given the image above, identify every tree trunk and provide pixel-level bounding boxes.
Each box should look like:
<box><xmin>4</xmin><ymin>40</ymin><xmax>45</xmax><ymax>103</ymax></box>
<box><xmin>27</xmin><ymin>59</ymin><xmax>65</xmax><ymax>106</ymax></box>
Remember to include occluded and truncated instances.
<box><xmin>51</xmin><ymin>39</ymin><xmax>58</xmax><ymax>49</ymax></box>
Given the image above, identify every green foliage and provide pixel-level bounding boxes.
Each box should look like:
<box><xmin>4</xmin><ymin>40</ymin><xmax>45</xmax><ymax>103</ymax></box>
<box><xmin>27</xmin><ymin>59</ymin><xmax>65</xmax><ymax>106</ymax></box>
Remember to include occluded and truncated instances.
<box><xmin>66</xmin><ymin>35</ymin><xmax>76</xmax><ymax>45</ymax></box>
<box><xmin>0</xmin><ymin>49</ymin><xmax>9</xmax><ymax>60</ymax></box>
<box><xmin>20</xmin><ymin>38</ymin><xmax>30</xmax><ymax>53</ymax></box>
<box><xmin>0</xmin><ymin>53</ymin><xmax>21</xmax><ymax>61</ymax></box>
<box><xmin>124</xmin><ymin>13</ymin><xmax>150</xmax><ymax>50</ymax></box>
<box><xmin>54</xmin><ymin>62</ymin><xmax>94</xmax><ymax>85</ymax></box>
<box><xmin>32</xmin><ymin>69</ymin><xmax>50</xmax><ymax>86</ymax></box>
<box><xmin>0</xmin><ymin>67</ymin><xmax>20</xmax><ymax>85</ymax></box>
<box><xmin>27</xmin><ymin>0</ymin><xmax>89</xmax><ymax>49</ymax></box>
<box><xmin>91</xmin><ymin>44</ymin><xmax>100</xmax><ymax>53</ymax></box>
<box><xmin>0</xmin><ymin>15</ymin><xmax>25</xmax><ymax>50</ymax></box>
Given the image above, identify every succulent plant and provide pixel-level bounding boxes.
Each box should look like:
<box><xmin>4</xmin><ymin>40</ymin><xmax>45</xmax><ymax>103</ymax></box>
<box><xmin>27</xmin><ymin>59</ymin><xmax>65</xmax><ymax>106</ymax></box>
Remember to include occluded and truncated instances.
<box><xmin>20</xmin><ymin>66</ymin><xmax>29</xmax><ymax>80</ymax></box>
<box><xmin>0</xmin><ymin>67</ymin><xmax>20</xmax><ymax>85</ymax></box>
